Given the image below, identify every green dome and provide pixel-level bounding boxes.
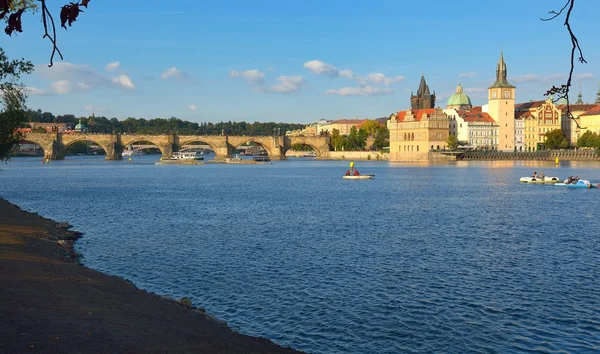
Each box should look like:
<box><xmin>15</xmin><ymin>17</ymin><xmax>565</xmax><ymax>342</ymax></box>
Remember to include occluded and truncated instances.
<box><xmin>447</xmin><ymin>84</ymin><xmax>472</xmax><ymax>108</ymax></box>
<box><xmin>74</xmin><ymin>119</ymin><xmax>86</xmax><ymax>132</ymax></box>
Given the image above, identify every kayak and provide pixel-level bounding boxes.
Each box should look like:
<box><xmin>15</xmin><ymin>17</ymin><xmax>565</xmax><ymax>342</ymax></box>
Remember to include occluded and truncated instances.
<box><xmin>519</xmin><ymin>176</ymin><xmax>560</xmax><ymax>183</ymax></box>
<box><xmin>342</xmin><ymin>174</ymin><xmax>375</xmax><ymax>180</ymax></box>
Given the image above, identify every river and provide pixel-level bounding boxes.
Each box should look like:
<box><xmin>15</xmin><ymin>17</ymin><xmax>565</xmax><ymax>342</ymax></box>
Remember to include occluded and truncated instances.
<box><xmin>1</xmin><ymin>156</ymin><xmax>599</xmax><ymax>353</ymax></box>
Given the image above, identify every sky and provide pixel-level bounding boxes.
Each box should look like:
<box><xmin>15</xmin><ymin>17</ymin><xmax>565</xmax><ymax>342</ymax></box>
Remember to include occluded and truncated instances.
<box><xmin>2</xmin><ymin>0</ymin><xmax>600</xmax><ymax>124</ymax></box>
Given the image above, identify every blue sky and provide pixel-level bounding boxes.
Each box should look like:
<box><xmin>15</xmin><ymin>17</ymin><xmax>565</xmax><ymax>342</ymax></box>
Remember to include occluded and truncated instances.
<box><xmin>3</xmin><ymin>0</ymin><xmax>600</xmax><ymax>123</ymax></box>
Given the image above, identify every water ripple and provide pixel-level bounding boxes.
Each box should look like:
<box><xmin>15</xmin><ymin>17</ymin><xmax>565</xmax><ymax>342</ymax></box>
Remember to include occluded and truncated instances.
<box><xmin>1</xmin><ymin>157</ymin><xmax>600</xmax><ymax>353</ymax></box>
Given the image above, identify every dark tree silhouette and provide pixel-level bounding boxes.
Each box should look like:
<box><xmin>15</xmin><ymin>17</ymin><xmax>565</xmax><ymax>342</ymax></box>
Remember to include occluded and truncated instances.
<box><xmin>541</xmin><ymin>0</ymin><xmax>587</xmax><ymax>128</ymax></box>
<box><xmin>1</xmin><ymin>0</ymin><xmax>92</xmax><ymax>67</ymax></box>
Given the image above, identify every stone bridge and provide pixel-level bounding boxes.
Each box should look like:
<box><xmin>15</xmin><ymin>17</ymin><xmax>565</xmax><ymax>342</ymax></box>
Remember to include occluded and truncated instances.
<box><xmin>22</xmin><ymin>133</ymin><xmax>331</xmax><ymax>160</ymax></box>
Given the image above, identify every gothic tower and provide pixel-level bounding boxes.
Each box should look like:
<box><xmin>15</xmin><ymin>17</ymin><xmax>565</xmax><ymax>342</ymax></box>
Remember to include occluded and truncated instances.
<box><xmin>411</xmin><ymin>76</ymin><xmax>436</xmax><ymax>110</ymax></box>
<box><xmin>595</xmin><ymin>83</ymin><xmax>600</xmax><ymax>104</ymax></box>
<box><xmin>575</xmin><ymin>85</ymin><xmax>584</xmax><ymax>104</ymax></box>
<box><xmin>488</xmin><ymin>51</ymin><xmax>515</xmax><ymax>151</ymax></box>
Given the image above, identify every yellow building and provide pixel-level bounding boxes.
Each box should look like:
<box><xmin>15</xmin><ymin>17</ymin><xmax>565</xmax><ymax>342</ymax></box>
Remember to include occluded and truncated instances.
<box><xmin>560</xmin><ymin>104</ymin><xmax>599</xmax><ymax>146</ymax></box>
<box><xmin>515</xmin><ymin>99</ymin><xmax>561</xmax><ymax>151</ymax></box>
<box><xmin>317</xmin><ymin>119</ymin><xmax>368</xmax><ymax>135</ymax></box>
<box><xmin>387</xmin><ymin>108</ymin><xmax>449</xmax><ymax>161</ymax></box>
<box><xmin>487</xmin><ymin>51</ymin><xmax>515</xmax><ymax>151</ymax></box>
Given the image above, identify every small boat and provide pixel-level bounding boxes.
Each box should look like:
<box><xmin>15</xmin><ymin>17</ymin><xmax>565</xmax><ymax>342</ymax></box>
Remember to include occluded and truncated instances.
<box><xmin>252</xmin><ymin>156</ymin><xmax>271</xmax><ymax>162</ymax></box>
<box><xmin>342</xmin><ymin>174</ymin><xmax>375</xmax><ymax>180</ymax></box>
<box><xmin>565</xmin><ymin>180</ymin><xmax>597</xmax><ymax>188</ymax></box>
<box><xmin>519</xmin><ymin>176</ymin><xmax>560</xmax><ymax>183</ymax></box>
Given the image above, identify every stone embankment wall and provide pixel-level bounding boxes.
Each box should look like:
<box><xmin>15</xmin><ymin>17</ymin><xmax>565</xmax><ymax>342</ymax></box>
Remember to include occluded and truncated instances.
<box><xmin>323</xmin><ymin>151</ymin><xmax>389</xmax><ymax>161</ymax></box>
<box><xmin>461</xmin><ymin>150</ymin><xmax>599</xmax><ymax>161</ymax></box>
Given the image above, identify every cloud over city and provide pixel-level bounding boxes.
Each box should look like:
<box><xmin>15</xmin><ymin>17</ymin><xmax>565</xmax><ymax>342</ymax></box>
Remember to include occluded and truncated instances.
<box><xmin>105</xmin><ymin>61</ymin><xmax>121</xmax><ymax>72</ymax></box>
<box><xmin>263</xmin><ymin>76</ymin><xmax>304</xmax><ymax>94</ymax></box>
<box><xmin>32</xmin><ymin>62</ymin><xmax>136</xmax><ymax>95</ymax></box>
<box><xmin>229</xmin><ymin>69</ymin><xmax>266</xmax><ymax>85</ymax></box>
<box><xmin>161</xmin><ymin>67</ymin><xmax>191</xmax><ymax>81</ymax></box>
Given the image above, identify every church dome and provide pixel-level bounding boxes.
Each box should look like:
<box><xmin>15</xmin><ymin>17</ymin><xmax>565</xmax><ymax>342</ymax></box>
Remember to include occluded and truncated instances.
<box><xmin>74</xmin><ymin>119</ymin><xmax>86</xmax><ymax>132</ymax></box>
<box><xmin>446</xmin><ymin>84</ymin><xmax>472</xmax><ymax>109</ymax></box>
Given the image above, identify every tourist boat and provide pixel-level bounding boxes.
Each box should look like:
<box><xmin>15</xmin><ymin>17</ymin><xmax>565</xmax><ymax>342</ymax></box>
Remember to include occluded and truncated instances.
<box><xmin>519</xmin><ymin>176</ymin><xmax>560</xmax><ymax>183</ymax></box>
<box><xmin>342</xmin><ymin>174</ymin><xmax>375</xmax><ymax>180</ymax></box>
<box><xmin>169</xmin><ymin>151</ymin><xmax>204</xmax><ymax>160</ymax></box>
<box><xmin>122</xmin><ymin>148</ymin><xmax>145</xmax><ymax>156</ymax></box>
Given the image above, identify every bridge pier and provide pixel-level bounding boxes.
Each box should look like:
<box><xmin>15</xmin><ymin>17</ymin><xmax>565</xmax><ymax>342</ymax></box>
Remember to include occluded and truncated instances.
<box><xmin>105</xmin><ymin>142</ymin><xmax>122</xmax><ymax>160</ymax></box>
<box><xmin>44</xmin><ymin>140</ymin><xmax>64</xmax><ymax>160</ymax></box>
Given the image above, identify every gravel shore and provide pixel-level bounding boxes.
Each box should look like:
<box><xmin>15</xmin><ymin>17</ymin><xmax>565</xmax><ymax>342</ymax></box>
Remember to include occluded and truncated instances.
<box><xmin>0</xmin><ymin>198</ymin><xmax>301</xmax><ymax>353</ymax></box>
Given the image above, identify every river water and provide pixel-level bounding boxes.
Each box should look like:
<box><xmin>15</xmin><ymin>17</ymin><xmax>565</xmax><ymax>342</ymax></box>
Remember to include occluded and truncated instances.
<box><xmin>1</xmin><ymin>156</ymin><xmax>599</xmax><ymax>353</ymax></box>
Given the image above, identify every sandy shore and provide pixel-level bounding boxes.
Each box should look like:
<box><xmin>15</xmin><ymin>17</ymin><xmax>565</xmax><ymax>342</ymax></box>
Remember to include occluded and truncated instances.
<box><xmin>0</xmin><ymin>198</ymin><xmax>301</xmax><ymax>353</ymax></box>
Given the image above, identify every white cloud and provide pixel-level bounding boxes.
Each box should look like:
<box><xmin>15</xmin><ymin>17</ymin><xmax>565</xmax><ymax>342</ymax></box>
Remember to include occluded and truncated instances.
<box><xmin>358</xmin><ymin>73</ymin><xmax>404</xmax><ymax>86</ymax></box>
<box><xmin>340</xmin><ymin>70</ymin><xmax>354</xmax><ymax>79</ymax></box>
<box><xmin>188</xmin><ymin>104</ymin><xmax>197</xmax><ymax>111</ymax></box>
<box><xmin>105</xmin><ymin>61</ymin><xmax>120</xmax><ymax>72</ymax></box>
<box><xmin>229</xmin><ymin>69</ymin><xmax>266</xmax><ymax>85</ymax></box>
<box><xmin>458</xmin><ymin>72</ymin><xmax>477</xmax><ymax>78</ymax></box>
<box><xmin>51</xmin><ymin>80</ymin><xmax>71</xmax><ymax>94</ymax></box>
<box><xmin>509</xmin><ymin>73</ymin><xmax>564</xmax><ymax>83</ymax></box>
<box><xmin>35</xmin><ymin>62</ymin><xmax>136</xmax><ymax>92</ymax></box>
<box><xmin>303</xmin><ymin>60</ymin><xmax>344</xmax><ymax>78</ymax></box>
<box><xmin>78</xmin><ymin>82</ymin><xmax>91</xmax><ymax>91</ymax></box>
<box><xmin>84</xmin><ymin>104</ymin><xmax>107</xmax><ymax>112</ymax></box>
<box><xmin>265</xmin><ymin>76</ymin><xmax>304</xmax><ymax>93</ymax></box>
<box><xmin>575</xmin><ymin>73</ymin><xmax>594</xmax><ymax>81</ymax></box>
<box><xmin>161</xmin><ymin>67</ymin><xmax>190</xmax><ymax>81</ymax></box>
<box><xmin>267</xmin><ymin>66</ymin><xmax>274</xmax><ymax>71</ymax></box>
<box><xmin>325</xmin><ymin>86</ymin><xmax>394</xmax><ymax>96</ymax></box>
<box><xmin>26</xmin><ymin>86</ymin><xmax>49</xmax><ymax>96</ymax></box>
<box><xmin>112</xmin><ymin>75</ymin><xmax>135</xmax><ymax>90</ymax></box>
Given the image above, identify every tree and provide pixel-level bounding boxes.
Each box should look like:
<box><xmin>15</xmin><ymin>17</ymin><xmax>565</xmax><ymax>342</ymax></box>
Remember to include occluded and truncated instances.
<box><xmin>0</xmin><ymin>48</ymin><xmax>33</xmax><ymax>161</ymax></box>
<box><xmin>447</xmin><ymin>135</ymin><xmax>458</xmax><ymax>150</ymax></box>
<box><xmin>372</xmin><ymin>125</ymin><xmax>389</xmax><ymax>151</ymax></box>
<box><xmin>330</xmin><ymin>129</ymin><xmax>344</xmax><ymax>151</ymax></box>
<box><xmin>359</xmin><ymin>120</ymin><xmax>382</xmax><ymax>137</ymax></box>
<box><xmin>544</xmin><ymin>129</ymin><xmax>567</xmax><ymax>149</ymax></box>
<box><xmin>577</xmin><ymin>131</ymin><xmax>600</xmax><ymax>148</ymax></box>
<box><xmin>1</xmin><ymin>0</ymin><xmax>92</xmax><ymax>66</ymax></box>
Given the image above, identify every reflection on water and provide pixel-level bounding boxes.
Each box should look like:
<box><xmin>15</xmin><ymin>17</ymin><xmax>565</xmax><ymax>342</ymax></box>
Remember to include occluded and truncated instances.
<box><xmin>1</xmin><ymin>156</ymin><xmax>599</xmax><ymax>353</ymax></box>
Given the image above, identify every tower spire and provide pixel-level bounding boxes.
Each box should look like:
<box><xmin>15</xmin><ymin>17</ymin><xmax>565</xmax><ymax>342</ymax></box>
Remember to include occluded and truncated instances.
<box><xmin>595</xmin><ymin>82</ymin><xmax>600</xmax><ymax>104</ymax></box>
<box><xmin>575</xmin><ymin>84</ymin><xmax>584</xmax><ymax>104</ymax></box>
<box><xmin>489</xmin><ymin>51</ymin><xmax>514</xmax><ymax>89</ymax></box>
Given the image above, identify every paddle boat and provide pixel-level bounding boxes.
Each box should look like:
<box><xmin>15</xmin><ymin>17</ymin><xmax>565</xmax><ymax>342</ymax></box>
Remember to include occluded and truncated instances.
<box><xmin>519</xmin><ymin>176</ymin><xmax>560</xmax><ymax>183</ymax></box>
<box><xmin>568</xmin><ymin>180</ymin><xmax>597</xmax><ymax>188</ymax></box>
<box><xmin>343</xmin><ymin>161</ymin><xmax>374</xmax><ymax>180</ymax></box>
<box><xmin>342</xmin><ymin>174</ymin><xmax>375</xmax><ymax>180</ymax></box>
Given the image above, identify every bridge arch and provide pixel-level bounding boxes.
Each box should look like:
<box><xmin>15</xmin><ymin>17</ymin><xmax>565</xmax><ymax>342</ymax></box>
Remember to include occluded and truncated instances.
<box><xmin>284</xmin><ymin>137</ymin><xmax>331</xmax><ymax>158</ymax></box>
<box><xmin>62</xmin><ymin>137</ymin><xmax>111</xmax><ymax>157</ymax></box>
<box><xmin>230</xmin><ymin>139</ymin><xmax>271</xmax><ymax>156</ymax></box>
<box><xmin>176</xmin><ymin>138</ymin><xmax>220</xmax><ymax>159</ymax></box>
<box><xmin>120</xmin><ymin>135</ymin><xmax>170</xmax><ymax>158</ymax></box>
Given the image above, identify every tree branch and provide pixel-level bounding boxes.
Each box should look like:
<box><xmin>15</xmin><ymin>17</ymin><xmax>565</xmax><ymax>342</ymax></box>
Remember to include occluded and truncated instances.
<box><xmin>39</xmin><ymin>0</ymin><xmax>63</xmax><ymax>67</ymax></box>
<box><xmin>541</xmin><ymin>0</ymin><xmax>587</xmax><ymax>130</ymax></box>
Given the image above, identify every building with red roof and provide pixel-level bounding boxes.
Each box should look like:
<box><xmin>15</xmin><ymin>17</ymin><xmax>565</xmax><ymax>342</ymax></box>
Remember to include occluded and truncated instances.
<box><xmin>387</xmin><ymin>108</ymin><xmax>449</xmax><ymax>161</ymax></box>
<box><xmin>445</xmin><ymin>108</ymin><xmax>498</xmax><ymax>149</ymax></box>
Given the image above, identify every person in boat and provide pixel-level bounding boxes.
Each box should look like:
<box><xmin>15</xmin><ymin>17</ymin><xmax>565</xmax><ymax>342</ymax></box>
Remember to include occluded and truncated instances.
<box><xmin>353</xmin><ymin>169</ymin><xmax>360</xmax><ymax>176</ymax></box>
<box><xmin>532</xmin><ymin>172</ymin><xmax>538</xmax><ymax>178</ymax></box>
<box><xmin>539</xmin><ymin>172</ymin><xmax>545</xmax><ymax>180</ymax></box>
<box><xmin>345</xmin><ymin>170</ymin><xmax>351</xmax><ymax>176</ymax></box>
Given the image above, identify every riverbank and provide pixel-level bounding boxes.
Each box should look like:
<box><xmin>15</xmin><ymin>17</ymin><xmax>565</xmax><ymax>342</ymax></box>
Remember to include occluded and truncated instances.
<box><xmin>0</xmin><ymin>198</ymin><xmax>300</xmax><ymax>353</ymax></box>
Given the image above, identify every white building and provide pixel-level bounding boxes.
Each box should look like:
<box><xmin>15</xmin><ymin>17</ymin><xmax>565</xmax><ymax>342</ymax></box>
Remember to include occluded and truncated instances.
<box><xmin>514</xmin><ymin>118</ymin><xmax>524</xmax><ymax>151</ymax></box>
